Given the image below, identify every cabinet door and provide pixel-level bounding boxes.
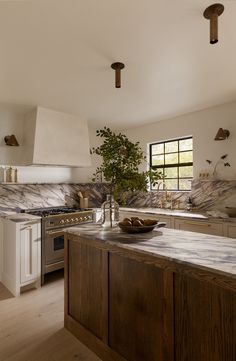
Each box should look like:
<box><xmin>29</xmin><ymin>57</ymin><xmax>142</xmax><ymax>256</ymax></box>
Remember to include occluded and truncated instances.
<box><xmin>109</xmin><ymin>253</ymin><xmax>173</xmax><ymax>361</ymax></box>
<box><xmin>174</xmin><ymin>219</ymin><xmax>223</xmax><ymax>236</ymax></box>
<box><xmin>225</xmin><ymin>224</ymin><xmax>236</xmax><ymax>239</ymax></box>
<box><xmin>20</xmin><ymin>223</ymin><xmax>39</xmax><ymax>284</ymax></box>
<box><xmin>68</xmin><ymin>239</ymin><xmax>108</xmax><ymax>341</ymax></box>
<box><xmin>174</xmin><ymin>273</ymin><xmax>236</xmax><ymax>361</ymax></box>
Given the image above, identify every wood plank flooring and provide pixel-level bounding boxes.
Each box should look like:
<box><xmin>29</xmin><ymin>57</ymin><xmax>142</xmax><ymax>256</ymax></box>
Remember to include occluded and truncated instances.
<box><xmin>0</xmin><ymin>272</ymin><xmax>101</xmax><ymax>361</ymax></box>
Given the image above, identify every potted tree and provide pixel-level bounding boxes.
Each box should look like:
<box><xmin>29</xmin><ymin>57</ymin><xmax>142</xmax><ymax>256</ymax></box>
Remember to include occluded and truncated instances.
<box><xmin>91</xmin><ymin>127</ymin><xmax>163</xmax><ymax>227</ymax></box>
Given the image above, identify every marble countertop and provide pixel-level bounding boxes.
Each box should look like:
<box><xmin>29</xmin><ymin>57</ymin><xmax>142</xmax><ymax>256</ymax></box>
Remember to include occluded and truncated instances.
<box><xmin>65</xmin><ymin>224</ymin><xmax>236</xmax><ymax>278</ymax></box>
<box><xmin>120</xmin><ymin>207</ymin><xmax>208</xmax><ymax>218</ymax></box>
<box><xmin>0</xmin><ymin>211</ymin><xmax>41</xmax><ymax>221</ymax></box>
<box><xmin>119</xmin><ymin>207</ymin><xmax>236</xmax><ymax>223</ymax></box>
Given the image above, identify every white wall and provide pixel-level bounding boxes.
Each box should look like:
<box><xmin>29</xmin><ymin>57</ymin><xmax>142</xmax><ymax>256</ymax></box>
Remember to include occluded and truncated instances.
<box><xmin>74</xmin><ymin>101</ymin><xmax>236</xmax><ymax>182</ymax></box>
<box><xmin>0</xmin><ymin>101</ymin><xmax>235</xmax><ymax>184</ymax></box>
<box><xmin>123</xmin><ymin>101</ymin><xmax>236</xmax><ymax>180</ymax></box>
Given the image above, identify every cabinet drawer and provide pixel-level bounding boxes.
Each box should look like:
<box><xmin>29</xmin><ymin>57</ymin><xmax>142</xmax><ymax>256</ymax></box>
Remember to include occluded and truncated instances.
<box><xmin>174</xmin><ymin>219</ymin><xmax>223</xmax><ymax>236</ymax></box>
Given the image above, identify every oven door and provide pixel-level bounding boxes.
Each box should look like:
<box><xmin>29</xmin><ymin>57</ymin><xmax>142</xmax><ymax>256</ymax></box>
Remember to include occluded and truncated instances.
<box><xmin>45</xmin><ymin>229</ymin><xmax>65</xmax><ymax>265</ymax></box>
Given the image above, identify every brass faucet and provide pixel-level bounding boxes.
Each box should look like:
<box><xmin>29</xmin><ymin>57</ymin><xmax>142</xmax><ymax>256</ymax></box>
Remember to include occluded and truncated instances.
<box><xmin>163</xmin><ymin>184</ymin><xmax>173</xmax><ymax>209</ymax></box>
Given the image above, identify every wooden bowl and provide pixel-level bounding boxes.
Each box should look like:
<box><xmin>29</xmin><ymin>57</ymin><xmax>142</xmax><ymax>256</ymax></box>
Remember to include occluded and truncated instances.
<box><xmin>118</xmin><ymin>221</ymin><xmax>159</xmax><ymax>234</ymax></box>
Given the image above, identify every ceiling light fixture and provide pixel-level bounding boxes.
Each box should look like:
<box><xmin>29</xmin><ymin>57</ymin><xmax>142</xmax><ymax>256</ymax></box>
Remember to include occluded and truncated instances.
<box><xmin>4</xmin><ymin>135</ymin><xmax>19</xmax><ymax>146</ymax></box>
<box><xmin>214</xmin><ymin>128</ymin><xmax>230</xmax><ymax>140</ymax></box>
<box><xmin>203</xmin><ymin>3</ymin><xmax>224</xmax><ymax>44</ymax></box>
<box><xmin>111</xmin><ymin>62</ymin><xmax>125</xmax><ymax>88</ymax></box>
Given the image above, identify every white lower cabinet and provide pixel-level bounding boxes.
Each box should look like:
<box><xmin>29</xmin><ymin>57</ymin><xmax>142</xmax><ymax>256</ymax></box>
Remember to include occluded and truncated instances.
<box><xmin>2</xmin><ymin>218</ymin><xmax>41</xmax><ymax>296</ymax></box>
<box><xmin>174</xmin><ymin>218</ymin><xmax>223</xmax><ymax>236</ymax></box>
<box><xmin>20</xmin><ymin>222</ymin><xmax>40</xmax><ymax>284</ymax></box>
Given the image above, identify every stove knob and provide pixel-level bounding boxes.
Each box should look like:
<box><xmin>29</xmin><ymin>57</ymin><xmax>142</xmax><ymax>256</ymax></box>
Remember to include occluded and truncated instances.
<box><xmin>75</xmin><ymin>217</ymin><xmax>78</xmax><ymax>222</ymax></box>
<box><xmin>71</xmin><ymin>218</ymin><xmax>74</xmax><ymax>222</ymax></box>
<box><xmin>66</xmin><ymin>219</ymin><xmax>70</xmax><ymax>223</ymax></box>
<box><xmin>60</xmin><ymin>219</ymin><xmax>65</xmax><ymax>224</ymax></box>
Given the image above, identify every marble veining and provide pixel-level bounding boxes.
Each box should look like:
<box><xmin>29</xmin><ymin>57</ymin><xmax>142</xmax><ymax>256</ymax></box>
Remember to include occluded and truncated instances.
<box><xmin>0</xmin><ymin>180</ymin><xmax>235</xmax><ymax>213</ymax></box>
<box><xmin>0</xmin><ymin>183</ymin><xmax>110</xmax><ymax>211</ymax></box>
<box><xmin>65</xmin><ymin>224</ymin><xmax>236</xmax><ymax>278</ymax></box>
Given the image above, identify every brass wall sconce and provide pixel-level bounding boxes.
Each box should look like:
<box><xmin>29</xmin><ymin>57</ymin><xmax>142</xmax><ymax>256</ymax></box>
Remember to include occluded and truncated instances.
<box><xmin>4</xmin><ymin>135</ymin><xmax>19</xmax><ymax>146</ymax></box>
<box><xmin>214</xmin><ymin>128</ymin><xmax>230</xmax><ymax>140</ymax></box>
<box><xmin>203</xmin><ymin>3</ymin><xmax>224</xmax><ymax>44</ymax></box>
<box><xmin>111</xmin><ymin>62</ymin><xmax>125</xmax><ymax>88</ymax></box>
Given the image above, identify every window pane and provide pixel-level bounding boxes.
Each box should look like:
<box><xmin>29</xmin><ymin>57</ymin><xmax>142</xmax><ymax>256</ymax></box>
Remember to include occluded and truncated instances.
<box><xmin>179</xmin><ymin>151</ymin><xmax>193</xmax><ymax>163</ymax></box>
<box><xmin>165</xmin><ymin>153</ymin><xmax>178</xmax><ymax>164</ymax></box>
<box><xmin>150</xmin><ymin>137</ymin><xmax>193</xmax><ymax>192</ymax></box>
<box><xmin>152</xmin><ymin>155</ymin><xmax>164</xmax><ymax>166</ymax></box>
<box><xmin>165</xmin><ymin>141</ymin><xmax>178</xmax><ymax>153</ymax></box>
<box><xmin>179</xmin><ymin>179</ymin><xmax>192</xmax><ymax>191</ymax></box>
<box><xmin>165</xmin><ymin>167</ymin><xmax>178</xmax><ymax>178</ymax></box>
<box><xmin>179</xmin><ymin>138</ymin><xmax>192</xmax><ymax>151</ymax></box>
<box><xmin>164</xmin><ymin>179</ymin><xmax>178</xmax><ymax>190</ymax></box>
<box><xmin>179</xmin><ymin>166</ymin><xmax>193</xmax><ymax>178</ymax></box>
<box><xmin>151</xmin><ymin>143</ymin><xmax>164</xmax><ymax>155</ymax></box>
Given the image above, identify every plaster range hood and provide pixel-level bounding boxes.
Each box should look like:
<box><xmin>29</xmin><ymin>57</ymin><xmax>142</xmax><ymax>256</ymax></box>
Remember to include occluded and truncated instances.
<box><xmin>22</xmin><ymin>107</ymin><xmax>91</xmax><ymax>167</ymax></box>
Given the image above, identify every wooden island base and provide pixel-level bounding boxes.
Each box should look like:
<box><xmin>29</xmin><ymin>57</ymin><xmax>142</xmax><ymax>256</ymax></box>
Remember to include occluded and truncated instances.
<box><xmin>64</xmin><ymin>233</ymin><xmax>236</xmax><ymax>361</ymax></box>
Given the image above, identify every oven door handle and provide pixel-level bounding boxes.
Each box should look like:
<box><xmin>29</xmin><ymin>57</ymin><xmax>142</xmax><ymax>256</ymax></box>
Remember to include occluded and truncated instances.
<box><xmin>46</xmin><ymin>230</ymin><xmax>64</xmax><ymax>236</ymax></box>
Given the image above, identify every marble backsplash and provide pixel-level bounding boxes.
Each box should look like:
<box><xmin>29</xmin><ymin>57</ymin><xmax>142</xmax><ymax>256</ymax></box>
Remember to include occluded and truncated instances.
<box><xmin>0</xmin><ymin>180</ymin><xmax>235</xmax><ymax>212</ymax></box>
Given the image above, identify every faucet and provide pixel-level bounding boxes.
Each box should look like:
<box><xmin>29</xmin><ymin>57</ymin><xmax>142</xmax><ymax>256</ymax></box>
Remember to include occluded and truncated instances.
<box><xmin>163</xmin><ymin>184</ymin><xmax>173</xmax><ymax>209</ymax></box>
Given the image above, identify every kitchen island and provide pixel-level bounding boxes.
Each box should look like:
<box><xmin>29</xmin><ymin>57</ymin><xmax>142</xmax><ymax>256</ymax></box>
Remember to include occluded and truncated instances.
<box><xmin>64</xmin><ymin>225</ymin><xmax>236</xmax><ymax>361</ymax></box>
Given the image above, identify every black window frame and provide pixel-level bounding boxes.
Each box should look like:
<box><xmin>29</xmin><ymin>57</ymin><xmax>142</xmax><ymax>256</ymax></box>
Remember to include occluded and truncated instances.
<box><xmin>149</xmin><ymin>136</ymin><xmax>193</xmax><ymax>191</ymax></box>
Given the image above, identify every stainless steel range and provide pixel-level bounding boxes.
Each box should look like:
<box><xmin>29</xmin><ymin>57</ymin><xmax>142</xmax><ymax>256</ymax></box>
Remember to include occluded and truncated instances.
<box><xmin>21</xmin><ymin>206</ymin><xmax>93</xmax><ymax>284</ymax></box>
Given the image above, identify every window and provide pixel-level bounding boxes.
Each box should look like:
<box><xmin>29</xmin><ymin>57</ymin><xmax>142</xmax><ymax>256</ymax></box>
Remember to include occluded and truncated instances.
<box><xmin>150</xmin><ymin>137</ymin><xmax>193</xmax><ymax>191</ymax></box>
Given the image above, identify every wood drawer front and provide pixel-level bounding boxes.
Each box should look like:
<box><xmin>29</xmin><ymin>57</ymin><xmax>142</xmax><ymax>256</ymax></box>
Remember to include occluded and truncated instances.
<box><xmin>119</xmin><ymin>211</ymin><xmax>172</xmax><ymax>228</ymax></box>
<box><xmin>174</xmin><ymin>219</ymin><xmax>223</xmax><ymax>236</ymax></box>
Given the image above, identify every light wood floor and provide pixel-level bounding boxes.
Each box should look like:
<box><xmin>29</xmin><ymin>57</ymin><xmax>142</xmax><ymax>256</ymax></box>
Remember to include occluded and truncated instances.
<box><xmin>0</xmin><ymin>272</ymin><xmax>101</xmax><ymax>361</ymax></box>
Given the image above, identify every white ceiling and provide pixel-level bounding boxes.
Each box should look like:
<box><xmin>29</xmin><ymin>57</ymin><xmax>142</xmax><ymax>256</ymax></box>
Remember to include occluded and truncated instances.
<box><xmin>0</xmin><ymin>0</ymin><xmax>236</xmax><ymax>129</ymax></box>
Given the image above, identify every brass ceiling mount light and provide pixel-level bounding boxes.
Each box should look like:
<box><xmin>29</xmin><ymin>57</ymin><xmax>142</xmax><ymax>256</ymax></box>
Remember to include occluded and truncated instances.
<box><xmin>111</xmin><ymin>62</ymin><xmax>125</xmax><ymax>88</ymax></box>
<box><xmin>214</xmin><ymin>128</ymin><xmax>230</xmax><ymax>140</ymax></box>
<box><xmin>4</xmin><ymin>135</ymin><xmax>19</xmax><ymax>146</ymax></box>
<box><xmin>203</xmin><ymin>3</ymin><xmax>224</xmax><ymax>44</ymax></box>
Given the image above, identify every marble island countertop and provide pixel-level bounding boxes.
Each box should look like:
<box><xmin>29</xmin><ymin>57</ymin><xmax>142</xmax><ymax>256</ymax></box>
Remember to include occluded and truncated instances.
<box><xmin>65</xmin><ymin>224</ymin><xmax>236</xmax><ymax>279</ymax></box>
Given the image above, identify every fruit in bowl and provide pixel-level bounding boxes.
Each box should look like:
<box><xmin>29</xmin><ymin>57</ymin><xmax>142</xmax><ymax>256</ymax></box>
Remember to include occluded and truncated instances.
<box><xmin>118</xmin><ymin>217</ymin><xmax>165</xmax><ymax>234</ymax></box>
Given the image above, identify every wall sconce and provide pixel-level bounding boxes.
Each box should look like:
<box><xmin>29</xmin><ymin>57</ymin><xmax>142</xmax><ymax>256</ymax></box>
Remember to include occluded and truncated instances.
<box><xmin>4</xmin><ymin>135</ymin><xmax>19</xmax><ymax>146</ymax></box>
<box><xmin>111</xmin><ymin>62</ymin><xmax>125</xmax><ymax>88</ymax></box>
<box><xmin>214</xmin><ymin>128</ymin><xmax>230</xmax><ymax>140</ymax></box>
<box><xmin>203</xmin><ymin>3</ymin><xmax>224</xmax><ymax>44</ymax></box>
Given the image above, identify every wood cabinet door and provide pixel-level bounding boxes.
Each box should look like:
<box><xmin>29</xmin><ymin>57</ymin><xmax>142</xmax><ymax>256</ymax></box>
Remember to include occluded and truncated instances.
<box><xmin>174</xmin><ymin>219</ymin><xmax>223</xmax><ymax>236</ymax></box>
<box><xmin>20</xmin><ymin>223</ymin><xmax>39</xmax><ymax>284</ymax></box>
<box><xmin>109</xmin><ymin>253</ymin><xmax>173</xmax><ymax>361</ymax></box>
<box><xmin>68</xmin><ymin>239</ymin><xmax>108</xmax><ymax>341</ymax></box>
<box><xmin>225</xmin><ymin>224</ymin><xmax>236</xmax><ymax>239</ymax></box>
<box><xmin>174</xmin><ymin>274</ymin><xmax>236</xmax><ymax>361</ymax></box>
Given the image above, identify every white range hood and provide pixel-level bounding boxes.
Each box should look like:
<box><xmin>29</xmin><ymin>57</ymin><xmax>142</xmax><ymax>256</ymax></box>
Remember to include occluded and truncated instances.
<box><xmin>22</xmin><ymin>107</ymin><xmax>91</xmax><ymax>167</ymax></box>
